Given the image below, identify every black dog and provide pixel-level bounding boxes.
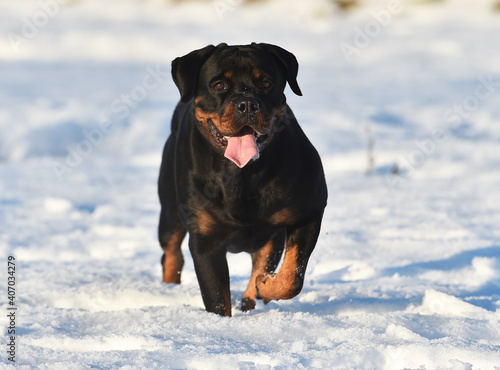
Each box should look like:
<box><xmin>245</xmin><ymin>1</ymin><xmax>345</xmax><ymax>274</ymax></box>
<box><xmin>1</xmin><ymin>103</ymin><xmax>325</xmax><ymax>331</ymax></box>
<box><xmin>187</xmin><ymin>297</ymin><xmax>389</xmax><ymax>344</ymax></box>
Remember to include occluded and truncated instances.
<box><xmin>158</xmin><ymin>43</ymin><xmax>327</xmax><ymax>316</ymax></box>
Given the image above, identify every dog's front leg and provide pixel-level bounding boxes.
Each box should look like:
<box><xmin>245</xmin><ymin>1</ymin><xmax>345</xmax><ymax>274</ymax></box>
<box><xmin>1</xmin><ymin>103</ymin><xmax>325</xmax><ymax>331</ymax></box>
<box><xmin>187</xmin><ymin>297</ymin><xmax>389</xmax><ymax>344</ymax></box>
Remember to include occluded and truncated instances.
<box><xmin>241</xmin><ymin>230</ymin><xmax>285</xmax><ymax>311</ymax></box>
<box><xmin>189</xmin><ymin>235</ymin><xmax>232</xmax><ymax>316</ymax></box>
<box><xmin>255</xmin><ymin>213</ymin><xmax>323</xmax><ymax>302</ymax></box>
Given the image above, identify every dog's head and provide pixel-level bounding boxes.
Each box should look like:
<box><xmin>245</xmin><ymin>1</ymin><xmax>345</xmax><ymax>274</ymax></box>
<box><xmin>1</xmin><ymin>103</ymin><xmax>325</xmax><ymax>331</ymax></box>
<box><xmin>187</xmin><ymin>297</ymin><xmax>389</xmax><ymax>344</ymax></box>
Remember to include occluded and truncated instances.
<box><xmin>171</xmin><ymin>43</ymin><xmax>302</xmax><ymax>168</ymax></box>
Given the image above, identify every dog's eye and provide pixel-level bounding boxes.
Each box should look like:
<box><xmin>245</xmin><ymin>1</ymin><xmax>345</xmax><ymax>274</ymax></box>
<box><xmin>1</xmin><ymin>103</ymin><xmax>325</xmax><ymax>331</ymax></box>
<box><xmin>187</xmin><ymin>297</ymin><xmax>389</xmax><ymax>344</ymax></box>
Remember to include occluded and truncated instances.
<box><xmin>261</xmin><ymin>80</ymin><xmax>271</xmax><ymax>89</ymax></box>
<box><xmin>213</xmin><ymin>82</ymin><xmax>226</xmax><ymax>91</ymax></box>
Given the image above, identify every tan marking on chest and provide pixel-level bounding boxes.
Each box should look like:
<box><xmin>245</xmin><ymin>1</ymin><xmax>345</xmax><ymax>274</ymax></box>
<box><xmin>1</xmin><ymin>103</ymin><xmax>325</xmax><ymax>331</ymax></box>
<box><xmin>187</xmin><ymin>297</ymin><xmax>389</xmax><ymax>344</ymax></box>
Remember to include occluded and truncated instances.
<box><xmin>197</xmin><ymin>210</ymin><xmax>216</xmax><ymax>235</ymax></box>
<box><xmin>269</xmin><ymin>208</ymin><xmax>297</xmax><ymax>225</ymax></box>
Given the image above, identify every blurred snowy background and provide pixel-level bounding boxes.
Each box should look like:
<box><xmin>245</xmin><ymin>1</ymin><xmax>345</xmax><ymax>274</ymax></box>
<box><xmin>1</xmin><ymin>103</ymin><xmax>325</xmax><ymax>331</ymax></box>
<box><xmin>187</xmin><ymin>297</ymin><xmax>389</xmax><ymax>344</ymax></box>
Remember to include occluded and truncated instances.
<box><xmin>1</xmin><ymin>0</ymin><xmax>500</xmax><ymax>368</ymax></box>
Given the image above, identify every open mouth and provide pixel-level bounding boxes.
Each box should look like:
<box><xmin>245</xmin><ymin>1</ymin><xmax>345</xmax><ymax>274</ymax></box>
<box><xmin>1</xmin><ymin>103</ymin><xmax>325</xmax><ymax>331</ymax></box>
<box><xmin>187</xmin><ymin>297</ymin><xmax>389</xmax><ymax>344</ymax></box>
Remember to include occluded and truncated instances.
<box><xmin>208</xmin><ymin>120</ymin><xmax>271</xmax><ymax>151</ymax></box>
<box><xmin>208</xmin><ymin>120</ymin><xmax>273</xmax><ymax>168</ymax></box>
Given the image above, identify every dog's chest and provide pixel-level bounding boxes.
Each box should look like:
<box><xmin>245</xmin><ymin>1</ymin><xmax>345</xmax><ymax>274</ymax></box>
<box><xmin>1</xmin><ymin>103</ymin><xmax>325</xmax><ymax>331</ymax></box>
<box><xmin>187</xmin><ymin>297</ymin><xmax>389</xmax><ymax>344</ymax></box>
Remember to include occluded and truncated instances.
<box><xmin>217</xmin><ymin>174</ymin><xmax>293</xmax><ymax>224</ymax></box>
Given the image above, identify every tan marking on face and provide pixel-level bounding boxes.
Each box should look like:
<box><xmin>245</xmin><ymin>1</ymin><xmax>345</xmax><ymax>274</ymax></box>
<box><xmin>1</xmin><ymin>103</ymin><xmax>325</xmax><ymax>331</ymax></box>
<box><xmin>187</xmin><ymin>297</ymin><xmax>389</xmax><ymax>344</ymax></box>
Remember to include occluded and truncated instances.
<box><xmin>194</xmin><ymin>102</ymin><xmax>236</xmax><ymax>139</ymax></box>
<box><xmin>194</xmin><ymin>107</ymin><xmax>223</xmax><ymax>149</ymax></box>
<box><xmin>218</xmin><ymin>101</ymin><xmax>236</xmax><ymax>132</ymax></box>
<box><xmin>194</xmin><ymin>107</ymin><xmax>221</xmax><ymax>126</ymax></box>
<box><xmin>224</xmin><ymin>71</ymin><xmax>232</xmax><ymax>79</ymax></box>
<box><xmin>194</xmin><ymin>99</ymin><xmax>278</xmax><ymax>151</ymax></box>
<box><xmin>195</xmin><ymin>96</ymin><xmax>202</xmax><ymax>105</ymax></box>
<box><xmin>254</xmin><ymin>71</ymin><xmax>261</xmax><ymax>79</ymax></box>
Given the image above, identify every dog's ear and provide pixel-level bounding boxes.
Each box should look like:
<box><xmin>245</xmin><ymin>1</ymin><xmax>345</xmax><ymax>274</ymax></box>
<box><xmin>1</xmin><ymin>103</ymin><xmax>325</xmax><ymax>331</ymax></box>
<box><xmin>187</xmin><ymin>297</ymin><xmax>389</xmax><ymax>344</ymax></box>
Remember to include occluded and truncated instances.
<box><xmin>171</xmin><ymin>44</ymin><xmax>220</xmax><ymax>103</ymax></box>
<box><xmin>254</xmin><ymin>43</ymin><xmax>303</xmax><ymax>96</ymax></box>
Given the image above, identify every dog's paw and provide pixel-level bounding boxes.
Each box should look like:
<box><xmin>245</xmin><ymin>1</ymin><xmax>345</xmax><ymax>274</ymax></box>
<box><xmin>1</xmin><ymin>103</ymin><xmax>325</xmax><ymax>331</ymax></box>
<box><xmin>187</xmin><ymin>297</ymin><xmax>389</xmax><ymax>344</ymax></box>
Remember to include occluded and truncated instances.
<box><xmin>240</xmin><ymin>297</ymin><xmax>256</xmax><ymax>312</ymax></box>
<box><xmin>255</xmin><ymin>273</ymin><xmax>278</xmax><ymax>301</ymax></box>
<box><xmin>256</xmin><ymin>272</ymin><xmax>301</xmax><ymax>301</ymax></box>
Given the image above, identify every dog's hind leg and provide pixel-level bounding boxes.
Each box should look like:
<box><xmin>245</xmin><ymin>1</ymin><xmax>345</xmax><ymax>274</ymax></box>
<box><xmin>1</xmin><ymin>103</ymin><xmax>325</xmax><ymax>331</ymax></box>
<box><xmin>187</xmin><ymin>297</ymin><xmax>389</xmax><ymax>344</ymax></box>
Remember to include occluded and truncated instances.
<box><xmin>159</xmin><ymin>216</ymin><xmax>186</xmax><ymax>284</ymax></box>
<box><xmin>158</xmin><ymin>135</ymin><xmax>187</xmax><ymax>284</ymax></box>
<box><xmin>241</xmin><ymin>229</ymin><xmax>285</xmax><ymax>312</ymax></box>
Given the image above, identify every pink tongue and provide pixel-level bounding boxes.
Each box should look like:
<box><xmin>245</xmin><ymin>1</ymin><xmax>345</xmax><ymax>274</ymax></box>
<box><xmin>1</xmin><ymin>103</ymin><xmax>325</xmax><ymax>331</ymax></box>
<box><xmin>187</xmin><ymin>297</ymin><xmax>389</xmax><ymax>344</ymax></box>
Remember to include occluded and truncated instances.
<box><xmin>224</xmin><ymin>127</ymin><xmax>259</xmax><ymax>168</ymax></box>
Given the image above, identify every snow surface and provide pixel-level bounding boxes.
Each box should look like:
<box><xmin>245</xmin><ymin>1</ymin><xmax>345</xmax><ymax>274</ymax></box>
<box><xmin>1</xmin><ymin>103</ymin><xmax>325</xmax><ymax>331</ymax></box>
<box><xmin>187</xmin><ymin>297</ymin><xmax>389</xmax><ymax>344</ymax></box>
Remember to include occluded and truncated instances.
<box><xmin>1</xmin><ymin>0</ymin><xmax>500</xmax><ymax>368</ymax></box>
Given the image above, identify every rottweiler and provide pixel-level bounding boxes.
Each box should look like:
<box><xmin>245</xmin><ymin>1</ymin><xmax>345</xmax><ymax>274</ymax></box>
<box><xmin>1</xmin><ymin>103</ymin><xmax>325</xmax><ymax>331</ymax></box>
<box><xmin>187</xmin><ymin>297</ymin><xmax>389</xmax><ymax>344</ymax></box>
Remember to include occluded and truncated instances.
<box><xmin>158</xmin><ymin>43</ymin><xmax>327</xmax><ymax>316</ymax></box>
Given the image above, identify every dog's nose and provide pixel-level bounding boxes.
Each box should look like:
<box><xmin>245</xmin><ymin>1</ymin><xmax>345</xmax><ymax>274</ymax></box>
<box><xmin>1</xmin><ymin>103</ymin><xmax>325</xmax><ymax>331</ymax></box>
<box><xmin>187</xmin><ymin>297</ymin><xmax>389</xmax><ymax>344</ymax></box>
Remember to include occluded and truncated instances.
<box><xmin>235</xmin><ymin>97</ymin><xmax>260</xmax><ymax>115</ymax></box>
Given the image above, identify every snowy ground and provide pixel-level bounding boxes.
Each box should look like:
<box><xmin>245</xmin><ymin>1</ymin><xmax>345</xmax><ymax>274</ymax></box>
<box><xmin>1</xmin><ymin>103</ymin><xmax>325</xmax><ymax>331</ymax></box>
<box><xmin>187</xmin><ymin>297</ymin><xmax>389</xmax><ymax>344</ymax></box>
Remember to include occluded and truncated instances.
<box><xmin>1</xmin><ymin>0</ymin><xmax>500</xmax><ymax>368</ymax></box>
